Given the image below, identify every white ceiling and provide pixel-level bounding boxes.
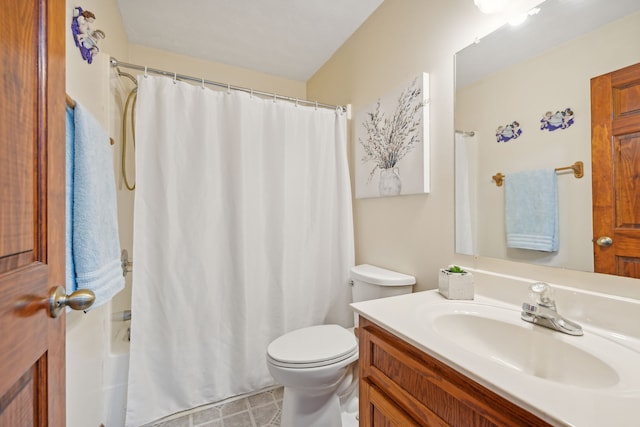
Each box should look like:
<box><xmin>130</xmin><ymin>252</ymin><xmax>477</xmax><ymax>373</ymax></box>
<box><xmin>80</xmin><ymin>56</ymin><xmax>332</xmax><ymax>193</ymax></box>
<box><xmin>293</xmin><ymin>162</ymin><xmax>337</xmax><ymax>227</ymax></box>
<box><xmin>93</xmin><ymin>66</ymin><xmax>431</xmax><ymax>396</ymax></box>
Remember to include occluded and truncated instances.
<box><xmin>115</xmin><ymin>0</ymin><xmax>384</xmax><ymax>81</ymax></box>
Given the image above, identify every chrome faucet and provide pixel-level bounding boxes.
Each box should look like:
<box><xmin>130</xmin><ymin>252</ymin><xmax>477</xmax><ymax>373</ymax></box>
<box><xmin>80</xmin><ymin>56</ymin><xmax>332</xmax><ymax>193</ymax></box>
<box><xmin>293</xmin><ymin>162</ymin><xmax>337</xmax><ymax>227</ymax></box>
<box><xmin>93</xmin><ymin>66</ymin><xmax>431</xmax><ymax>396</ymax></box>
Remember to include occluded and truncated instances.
<box><xmin>521</xmin><ymin>282</ymin><xmax>583</xmax><ymax>336</ymax></box>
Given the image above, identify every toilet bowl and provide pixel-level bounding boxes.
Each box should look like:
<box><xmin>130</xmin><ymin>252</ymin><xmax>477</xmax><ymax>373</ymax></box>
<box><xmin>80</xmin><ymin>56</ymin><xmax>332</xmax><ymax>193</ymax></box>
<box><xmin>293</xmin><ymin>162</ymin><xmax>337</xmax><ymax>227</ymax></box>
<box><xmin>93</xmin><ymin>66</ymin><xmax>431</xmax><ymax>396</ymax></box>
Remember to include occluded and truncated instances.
<box><xmin>266</xmin><ymin>264</ymin><xmax>415</xmax><ymax>427</ymax></box>
<box><xmin>267</xmin><ymin>325</ymin><xmax>358</xmax><ymax>427</ymax></box>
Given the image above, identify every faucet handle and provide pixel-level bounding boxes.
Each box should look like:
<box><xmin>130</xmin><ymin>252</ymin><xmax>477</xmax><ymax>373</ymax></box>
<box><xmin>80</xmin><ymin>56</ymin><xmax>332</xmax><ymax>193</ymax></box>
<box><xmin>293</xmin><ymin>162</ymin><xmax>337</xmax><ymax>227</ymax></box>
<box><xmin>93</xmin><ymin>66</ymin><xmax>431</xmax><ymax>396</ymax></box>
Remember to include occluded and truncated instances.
<box><xmin>528</xmin><ymin>282</ymin><xmax>556</xmax><ymax>309</ymax></box>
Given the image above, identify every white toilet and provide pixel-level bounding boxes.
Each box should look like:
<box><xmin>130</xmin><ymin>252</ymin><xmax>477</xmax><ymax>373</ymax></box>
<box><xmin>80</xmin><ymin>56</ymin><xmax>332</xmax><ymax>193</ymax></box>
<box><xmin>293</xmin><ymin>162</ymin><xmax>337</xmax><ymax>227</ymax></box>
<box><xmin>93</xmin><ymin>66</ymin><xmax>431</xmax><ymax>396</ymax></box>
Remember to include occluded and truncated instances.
<box><xmin>266</xmin><ymin>264</ymin><xmax>415</xmax><ymax>427</ymax></box>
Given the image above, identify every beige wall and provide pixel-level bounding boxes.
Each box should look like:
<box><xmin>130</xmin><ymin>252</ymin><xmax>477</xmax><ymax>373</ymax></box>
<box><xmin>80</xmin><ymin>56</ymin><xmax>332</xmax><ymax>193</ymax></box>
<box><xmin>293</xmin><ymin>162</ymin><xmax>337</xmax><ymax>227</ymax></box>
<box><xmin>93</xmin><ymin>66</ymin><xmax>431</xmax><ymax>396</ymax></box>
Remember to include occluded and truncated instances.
<box><xmin>307</xmin><ymin>0</ymin><xmax>640</xmax><ymax>300</ymax></box>
<box><xmin>127</xmin><ymin>44</ymin><xmax>306</xmax><ymax>98</ymax></box>
<box><xmin>307</xmin><ymin>0</ymin><xmax>535</xmax><ymax>289</ymax></box>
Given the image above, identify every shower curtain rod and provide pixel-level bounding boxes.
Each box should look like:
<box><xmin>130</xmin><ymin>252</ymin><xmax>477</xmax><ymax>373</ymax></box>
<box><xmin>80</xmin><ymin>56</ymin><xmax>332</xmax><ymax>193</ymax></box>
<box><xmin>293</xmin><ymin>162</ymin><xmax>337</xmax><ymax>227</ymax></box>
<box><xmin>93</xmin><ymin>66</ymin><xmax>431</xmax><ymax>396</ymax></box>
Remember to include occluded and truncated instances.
<box><xmin>110</xmin><ymin>57</ymin><xmax>347</xmax><ymax>112</ymax></box>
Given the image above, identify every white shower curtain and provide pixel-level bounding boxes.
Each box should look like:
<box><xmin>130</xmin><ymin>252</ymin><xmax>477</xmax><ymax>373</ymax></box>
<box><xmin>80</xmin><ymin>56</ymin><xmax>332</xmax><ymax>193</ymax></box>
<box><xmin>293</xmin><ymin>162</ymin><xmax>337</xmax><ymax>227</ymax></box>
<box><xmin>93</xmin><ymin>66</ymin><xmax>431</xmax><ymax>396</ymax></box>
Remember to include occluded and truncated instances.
<box><xmin>126</xmin><ymin>76</ymin><xmax>354</xmax><ymax>427</ymax></box>
<box><xmin>454</xmin><ymin>132</ymin><xmax>478</xmax><ymax>255</ymax></box>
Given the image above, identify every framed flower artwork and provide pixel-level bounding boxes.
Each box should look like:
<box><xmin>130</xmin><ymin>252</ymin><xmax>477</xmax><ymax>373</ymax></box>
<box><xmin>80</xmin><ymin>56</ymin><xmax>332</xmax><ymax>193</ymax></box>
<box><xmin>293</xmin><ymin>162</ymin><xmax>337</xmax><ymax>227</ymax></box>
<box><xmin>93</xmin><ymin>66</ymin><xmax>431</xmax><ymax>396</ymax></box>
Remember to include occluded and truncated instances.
<box><xmin>355</xmin><ymin>73</ymin><xmax>430</xmax><ymax>198</ymax></box>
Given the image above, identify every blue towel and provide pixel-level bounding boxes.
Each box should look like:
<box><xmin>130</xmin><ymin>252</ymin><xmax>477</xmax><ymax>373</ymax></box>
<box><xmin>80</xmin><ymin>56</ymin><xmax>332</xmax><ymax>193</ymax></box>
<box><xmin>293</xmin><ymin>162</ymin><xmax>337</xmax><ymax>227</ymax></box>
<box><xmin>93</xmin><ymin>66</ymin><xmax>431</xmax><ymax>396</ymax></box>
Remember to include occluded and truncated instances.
<box><xmin>73</xmin><ymin>102</ymin><xmax>124</xmax><ymax>308</ymax></box>
<box><xmin>505</xmin><ymin>168</ymin><xmax>558</xmax><ymax>252</ymax></box>
<box><xmin>65</xmin><ymin>106</ymin><xmax>77</xmax><ymax>294</ymax></box>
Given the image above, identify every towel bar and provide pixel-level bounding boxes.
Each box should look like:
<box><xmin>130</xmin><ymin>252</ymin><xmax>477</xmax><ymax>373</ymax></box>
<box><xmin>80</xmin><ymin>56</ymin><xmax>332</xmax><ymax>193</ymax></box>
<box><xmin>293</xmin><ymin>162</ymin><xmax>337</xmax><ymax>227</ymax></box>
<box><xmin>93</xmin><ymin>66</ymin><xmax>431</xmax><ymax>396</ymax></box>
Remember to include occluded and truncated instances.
<box><xmin>66</xmin><ymin>93</ymin><xmax>115</xmax><ymax>145</ymax></box>
<box><xmin>492</xmin><ymin>161</ymin><xmax>583</xmax><ymax>187</ymax></box>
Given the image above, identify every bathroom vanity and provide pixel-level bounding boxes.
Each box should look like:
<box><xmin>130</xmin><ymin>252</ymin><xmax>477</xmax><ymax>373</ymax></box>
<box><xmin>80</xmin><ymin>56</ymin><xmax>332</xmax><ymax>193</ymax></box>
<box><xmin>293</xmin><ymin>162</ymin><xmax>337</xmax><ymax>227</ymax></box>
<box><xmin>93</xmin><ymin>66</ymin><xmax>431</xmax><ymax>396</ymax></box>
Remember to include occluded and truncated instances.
<box><xmin>358</xmin><ymin>317</ymin><xmax>550</xmax><ymax>426</ymax></box>
<box><xmin>352</xmin><ymin>279</ymin><xmax>640</xmax><ymax>427</ymax></box>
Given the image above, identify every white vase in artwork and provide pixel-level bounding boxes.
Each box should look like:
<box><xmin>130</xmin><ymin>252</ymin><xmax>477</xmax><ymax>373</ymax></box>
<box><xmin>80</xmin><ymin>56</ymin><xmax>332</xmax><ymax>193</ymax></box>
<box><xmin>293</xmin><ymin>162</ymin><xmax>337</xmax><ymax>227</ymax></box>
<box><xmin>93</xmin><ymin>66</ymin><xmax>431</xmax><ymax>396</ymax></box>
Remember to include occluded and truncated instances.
<box><xmin>379</xmin><ymin>167</ymin><xmax>402</xmax><ymax>196</ymax></box>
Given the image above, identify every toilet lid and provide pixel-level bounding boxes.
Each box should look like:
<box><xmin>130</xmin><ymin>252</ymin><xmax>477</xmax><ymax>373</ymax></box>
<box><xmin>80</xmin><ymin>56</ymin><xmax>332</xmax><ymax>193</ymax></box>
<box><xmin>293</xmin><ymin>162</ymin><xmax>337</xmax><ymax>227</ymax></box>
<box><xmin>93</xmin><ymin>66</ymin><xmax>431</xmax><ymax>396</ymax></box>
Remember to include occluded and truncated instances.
<box><xmin>267</xmin><ymin>324</ymin><xmax>357</xmax><ymax>367</ymax></box>
<box><xmin>350</xmin><ymin>264</ymin><xmax>416</xmax><ymax>286</ymax></box>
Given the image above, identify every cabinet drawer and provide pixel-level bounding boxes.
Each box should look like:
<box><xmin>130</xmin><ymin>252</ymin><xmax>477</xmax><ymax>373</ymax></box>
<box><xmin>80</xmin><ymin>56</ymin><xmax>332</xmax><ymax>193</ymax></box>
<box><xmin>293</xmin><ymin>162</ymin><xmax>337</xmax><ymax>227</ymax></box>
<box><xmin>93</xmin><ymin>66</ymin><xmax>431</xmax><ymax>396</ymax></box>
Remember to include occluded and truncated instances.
<box><xmin>359</xmin><ymin>317</ymin><xmax>551</xmax><ymax>427</ymax></box>
<box><xmin>362</xmin><ymin>381</ymin><xmax>423</xmax><ymax>427</ymax></box>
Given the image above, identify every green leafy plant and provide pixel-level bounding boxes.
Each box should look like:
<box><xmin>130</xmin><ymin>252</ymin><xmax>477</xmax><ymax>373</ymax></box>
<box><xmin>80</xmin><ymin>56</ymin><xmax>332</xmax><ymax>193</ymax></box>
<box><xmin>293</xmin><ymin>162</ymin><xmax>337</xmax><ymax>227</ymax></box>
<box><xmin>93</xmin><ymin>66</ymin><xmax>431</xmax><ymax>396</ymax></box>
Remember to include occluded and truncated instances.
<box><xmin>445</xmin><ymin>265</ymin><xmax>466</xmax><ymax>274</ymax></box>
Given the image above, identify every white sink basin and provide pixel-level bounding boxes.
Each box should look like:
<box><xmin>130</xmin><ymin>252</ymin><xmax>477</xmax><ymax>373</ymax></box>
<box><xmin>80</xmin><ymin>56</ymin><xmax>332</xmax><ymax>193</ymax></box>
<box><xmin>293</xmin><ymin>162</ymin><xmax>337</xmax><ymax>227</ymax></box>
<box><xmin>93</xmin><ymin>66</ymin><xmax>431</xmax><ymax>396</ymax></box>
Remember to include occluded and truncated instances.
<box><xmin>428</xmin><ymin>304</ymin><xmax>619</xmax><ymax>388</ymax></box>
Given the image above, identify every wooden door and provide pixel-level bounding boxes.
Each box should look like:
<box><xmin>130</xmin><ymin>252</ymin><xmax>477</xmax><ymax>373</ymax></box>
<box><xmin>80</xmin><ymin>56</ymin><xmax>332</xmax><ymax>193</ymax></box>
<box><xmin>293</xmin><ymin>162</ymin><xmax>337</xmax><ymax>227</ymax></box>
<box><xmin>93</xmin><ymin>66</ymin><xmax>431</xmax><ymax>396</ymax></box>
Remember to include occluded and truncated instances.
<box><xmin>0</xmin><ymin>0</ymin><xmax>66</xmax><ymax>426</ymax></box>
<box><xmin>592</xmin><ymin>62</ymin><xmax>640</xmax><ymax>277</ymax></box>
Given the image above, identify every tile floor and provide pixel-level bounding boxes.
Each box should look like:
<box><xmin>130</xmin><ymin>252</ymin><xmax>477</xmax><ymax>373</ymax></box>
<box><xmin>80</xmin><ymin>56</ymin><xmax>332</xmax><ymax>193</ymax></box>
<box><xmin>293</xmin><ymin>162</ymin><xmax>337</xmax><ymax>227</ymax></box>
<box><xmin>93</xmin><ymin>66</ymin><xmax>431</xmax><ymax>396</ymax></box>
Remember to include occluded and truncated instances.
<box><xmin>149</xmin><ymin>387</ymin><xmax>283</xmax><ymax>427</ymax></box>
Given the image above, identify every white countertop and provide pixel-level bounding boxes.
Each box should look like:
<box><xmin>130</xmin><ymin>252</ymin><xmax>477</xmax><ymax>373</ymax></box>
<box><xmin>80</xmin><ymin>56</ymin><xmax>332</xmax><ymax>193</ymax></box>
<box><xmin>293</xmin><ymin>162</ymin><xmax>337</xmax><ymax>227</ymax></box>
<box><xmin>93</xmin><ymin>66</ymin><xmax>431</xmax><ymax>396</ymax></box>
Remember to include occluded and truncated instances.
<box><xmin>351</xmin><ymin>290</ymin><xmax>640</xmax><ymax>427</ymax></box>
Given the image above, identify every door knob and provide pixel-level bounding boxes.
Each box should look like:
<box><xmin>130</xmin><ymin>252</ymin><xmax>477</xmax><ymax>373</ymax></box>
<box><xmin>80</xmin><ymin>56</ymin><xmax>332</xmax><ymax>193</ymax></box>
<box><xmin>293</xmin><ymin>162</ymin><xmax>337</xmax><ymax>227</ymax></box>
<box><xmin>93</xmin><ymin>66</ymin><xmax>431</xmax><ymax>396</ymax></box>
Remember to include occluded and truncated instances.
<box><xmin>48</xmin><ymin>286</ymin><xmax>95</xmax><ymax>318</ymax></box>
<box><xmin>596</xmin><ymin>236</ymin><xmax>613</xmax><ymax>247</ymax></box>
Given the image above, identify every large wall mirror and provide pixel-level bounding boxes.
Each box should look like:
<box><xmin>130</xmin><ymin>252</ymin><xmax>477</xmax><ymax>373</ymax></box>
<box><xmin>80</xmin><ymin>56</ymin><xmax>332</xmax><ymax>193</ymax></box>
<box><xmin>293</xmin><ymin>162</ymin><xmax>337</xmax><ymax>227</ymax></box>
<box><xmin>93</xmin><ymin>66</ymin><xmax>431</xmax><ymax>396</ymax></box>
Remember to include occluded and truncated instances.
<box><xmin>455</xmin><ymin>0</ymin><xmax>640</xmax><ymax>274</ymax></box>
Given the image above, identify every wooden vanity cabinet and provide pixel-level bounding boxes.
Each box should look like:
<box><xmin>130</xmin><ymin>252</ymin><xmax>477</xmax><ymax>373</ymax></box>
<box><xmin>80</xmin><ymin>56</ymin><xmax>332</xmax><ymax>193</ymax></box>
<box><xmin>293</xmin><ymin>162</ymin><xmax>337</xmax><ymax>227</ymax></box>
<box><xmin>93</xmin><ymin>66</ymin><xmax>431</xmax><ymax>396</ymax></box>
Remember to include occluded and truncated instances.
<box><xmin>358</xmin><ymin>317</ymin><xmax>552</xmax><ymax>427</ymax></box>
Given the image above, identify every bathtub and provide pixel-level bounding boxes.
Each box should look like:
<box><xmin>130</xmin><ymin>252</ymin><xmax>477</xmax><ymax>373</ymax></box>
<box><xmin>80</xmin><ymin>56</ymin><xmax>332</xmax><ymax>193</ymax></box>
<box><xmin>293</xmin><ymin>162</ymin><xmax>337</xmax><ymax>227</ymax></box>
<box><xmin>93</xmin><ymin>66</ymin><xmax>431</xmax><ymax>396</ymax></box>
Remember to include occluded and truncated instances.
<box><xmin>103</xmin><ymin>312</ymin><xmax>131</xmax><ymax>427</ymax></box>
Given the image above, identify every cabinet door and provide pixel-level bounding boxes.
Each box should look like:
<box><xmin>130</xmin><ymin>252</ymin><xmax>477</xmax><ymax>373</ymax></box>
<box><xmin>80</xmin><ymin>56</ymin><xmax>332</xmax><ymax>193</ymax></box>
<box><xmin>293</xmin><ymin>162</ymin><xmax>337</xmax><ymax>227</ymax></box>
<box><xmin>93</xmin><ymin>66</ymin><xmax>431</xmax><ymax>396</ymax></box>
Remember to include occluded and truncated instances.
<box><xmin>361</xmin><ymin>381</ymin><xmax>422</xmax><ymax>427</ymax></box>
<box><xmin>358</xmin><ymin>317</ymin><xmax>551</xmax><ymax>427</ymax></box>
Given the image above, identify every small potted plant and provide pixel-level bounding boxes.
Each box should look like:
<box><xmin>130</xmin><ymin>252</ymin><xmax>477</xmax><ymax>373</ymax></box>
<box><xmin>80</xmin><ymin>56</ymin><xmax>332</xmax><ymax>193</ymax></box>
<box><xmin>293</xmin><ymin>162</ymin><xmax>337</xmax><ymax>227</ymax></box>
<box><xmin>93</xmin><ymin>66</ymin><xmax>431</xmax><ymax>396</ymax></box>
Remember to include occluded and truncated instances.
<box><xmin>439</xmin><ymin>265</ymin><xmax>474</xmax><ymax>300</ymax></box>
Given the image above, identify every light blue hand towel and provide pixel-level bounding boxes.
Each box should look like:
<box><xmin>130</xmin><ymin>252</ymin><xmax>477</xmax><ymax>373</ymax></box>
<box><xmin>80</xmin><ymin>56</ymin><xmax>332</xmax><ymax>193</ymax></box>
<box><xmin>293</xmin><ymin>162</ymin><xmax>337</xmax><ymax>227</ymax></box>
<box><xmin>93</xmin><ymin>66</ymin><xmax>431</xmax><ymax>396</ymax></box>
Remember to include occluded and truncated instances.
<box><xmin>65</xmin><ymin>106</ymin><xmax>76</xmax><ymax>295</ymax></box>
<box><xmin>505</xmin><ymin>168</ymin><xmax>558</xmax><ymax>252</ymax></box>
<box><xmin>73</xmin><ymin>102</ymin><xmax>124</xmax><ymax>308</ymax></box>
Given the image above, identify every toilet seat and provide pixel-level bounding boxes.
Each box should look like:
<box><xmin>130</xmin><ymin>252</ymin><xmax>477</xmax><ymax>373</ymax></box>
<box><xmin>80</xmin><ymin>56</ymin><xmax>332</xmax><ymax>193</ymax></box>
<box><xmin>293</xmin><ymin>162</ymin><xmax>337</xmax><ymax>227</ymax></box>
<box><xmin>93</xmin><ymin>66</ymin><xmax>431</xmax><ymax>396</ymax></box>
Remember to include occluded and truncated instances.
<box><xmin>267</xmin><ymin>324</ymin><xmax>358</xmax><ymax>369</ymax></box>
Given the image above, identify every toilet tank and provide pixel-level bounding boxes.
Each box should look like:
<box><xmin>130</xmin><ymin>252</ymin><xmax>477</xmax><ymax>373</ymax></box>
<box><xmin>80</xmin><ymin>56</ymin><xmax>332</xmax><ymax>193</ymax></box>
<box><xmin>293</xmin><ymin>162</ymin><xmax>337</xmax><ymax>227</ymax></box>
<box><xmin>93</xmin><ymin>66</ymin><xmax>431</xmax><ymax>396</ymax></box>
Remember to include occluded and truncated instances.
<box><xmin>350</xmin><ymin>264</ymin><xmax>415</xmax><ymax>304</ymax></box>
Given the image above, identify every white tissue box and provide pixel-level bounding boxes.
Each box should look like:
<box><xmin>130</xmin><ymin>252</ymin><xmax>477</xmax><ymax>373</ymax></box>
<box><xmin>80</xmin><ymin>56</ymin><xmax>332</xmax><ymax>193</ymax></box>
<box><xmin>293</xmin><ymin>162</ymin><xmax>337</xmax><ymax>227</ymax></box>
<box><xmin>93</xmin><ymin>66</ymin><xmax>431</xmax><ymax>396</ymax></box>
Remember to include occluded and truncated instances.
<box><xmin>438</xmin><ymin>269</ymin><xmax>474</xmax><ymax>300</ymax></box>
